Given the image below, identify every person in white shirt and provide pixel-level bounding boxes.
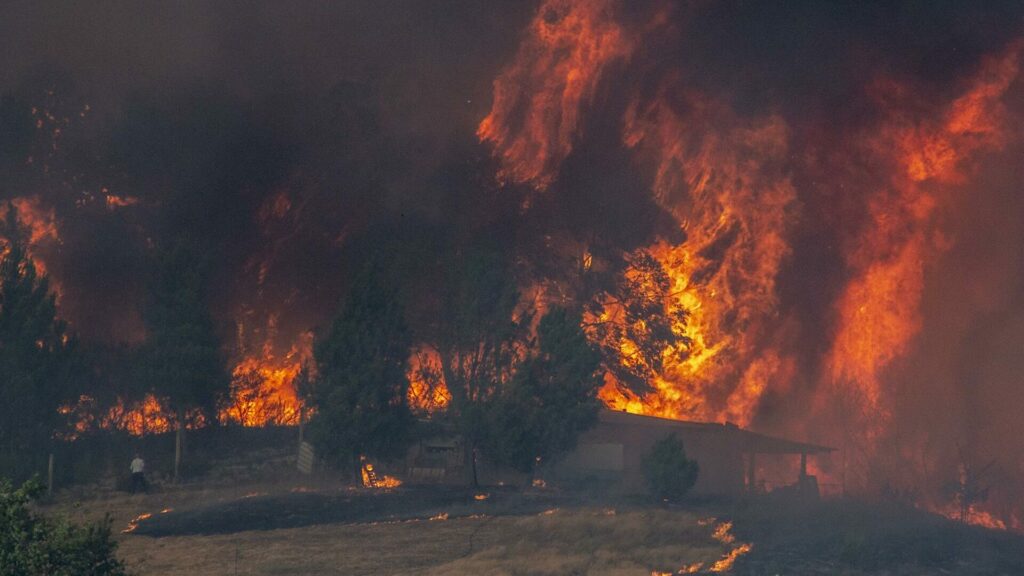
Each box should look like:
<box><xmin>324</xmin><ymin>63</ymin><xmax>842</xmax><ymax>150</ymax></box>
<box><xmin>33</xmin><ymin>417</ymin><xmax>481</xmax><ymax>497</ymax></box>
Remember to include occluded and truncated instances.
<box><xmin>130</xmin><ymin>453</ymin><xmax>146</xmax><ymax>493</ymax></box>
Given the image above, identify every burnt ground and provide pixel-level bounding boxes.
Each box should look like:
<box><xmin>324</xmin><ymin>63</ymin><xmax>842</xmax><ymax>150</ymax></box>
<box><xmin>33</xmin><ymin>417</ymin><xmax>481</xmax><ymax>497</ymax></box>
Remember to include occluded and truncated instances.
<box><xmin>729</xmin><ymin>498</ymin><xmax>1024</xmax><ymax>575</ymax></box>
<box><xmin>90</xmin><ymin>475</ymin><xmax>1024</xmax><ymax>573</ymax></box>
<box><xmin>129</xmin><ymin>485</ymin><xmax>570</xmax><ymax>537</ymax></box>
<box><xmin>124</xmin><ymin>483</ymin><xmax>1024</xmax><ymax>575</ymax></box>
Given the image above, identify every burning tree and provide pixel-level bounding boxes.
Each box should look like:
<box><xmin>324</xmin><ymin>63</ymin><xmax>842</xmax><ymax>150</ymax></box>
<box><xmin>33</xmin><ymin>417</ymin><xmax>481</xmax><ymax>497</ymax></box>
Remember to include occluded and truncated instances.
<box><xmin>0</xmin><ymin>204</ymin><xmax>77</xmax><ymax>479</ymax></box>
<box><xmin>586</xmin><ymin>250</ymin><xmax>690</xmax><ymax>396</ymax></box>
<box><xmin>221</xmin><ymin>367</ymin><xmax>292</xmax><ymax>427</ymax></box>
<box><xmin>307</xmin><ymin>258</ymin><xmax>414</xmax><ymax>485</ymax></box>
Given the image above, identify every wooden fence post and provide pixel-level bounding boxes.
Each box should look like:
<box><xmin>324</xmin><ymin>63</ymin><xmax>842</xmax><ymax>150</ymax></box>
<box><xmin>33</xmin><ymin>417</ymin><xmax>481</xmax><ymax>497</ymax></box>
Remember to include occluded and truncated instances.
<box><xmin>47</xmin><ymin>453</ymin><xmax>54</xmax><ymax>496</ymax></box>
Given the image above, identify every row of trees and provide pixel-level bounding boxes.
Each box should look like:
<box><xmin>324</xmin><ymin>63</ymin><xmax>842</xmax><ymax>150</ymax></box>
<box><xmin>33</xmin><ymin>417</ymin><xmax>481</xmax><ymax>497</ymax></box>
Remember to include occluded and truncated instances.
<box><xmin>0</xmin><ymin>195</ymin><xmax>686</xmax><ymax>488</ymax></box>
<box><xmin>306</xmin><ymin>249</ymin><xmax>606</xmax><ymax>485</ymax></box>
<box><xmin>0</xmin><ymin>203</ymin><xmax>228</xmax><ymax>481</ymax></box>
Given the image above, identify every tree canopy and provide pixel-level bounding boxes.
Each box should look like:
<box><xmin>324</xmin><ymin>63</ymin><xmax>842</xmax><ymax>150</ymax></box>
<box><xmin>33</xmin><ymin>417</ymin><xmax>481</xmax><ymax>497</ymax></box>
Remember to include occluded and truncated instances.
<box><xmin>0</xmin><ymin>205</ymin><xmax>76</xmax><ymax>478</ymax></box>
<box><xmin>308</xmin><ymin>257</ymin><xmax>414</xmax><ymax>483</ymax></box>
<box><xmin>642</xmin><ymin>433</ymin><xmax>699</xmax><ymax>501</ymax></box>
<box><xmin>587</xmin><ymin>250</ymin><xmax>690</xmax><ymax>395</ymax></box>
<box><xmin>479</xmin><ymin>306</ymin><xmax>604</xmax><ymax>473</ymax></box>
<box><xmin>432</xmin><ymin>247</ymin><xmax>527</xmax><ymax>485</ymax></box>
<box><xmin>139</xmin><ymin>238</ymin><xmax>228</xmax><ymax>424</ymax></box>
<box><xmin>0</xmin><ymin>477</ymin><xmax>127</xmax><ymax>576</ymax></box>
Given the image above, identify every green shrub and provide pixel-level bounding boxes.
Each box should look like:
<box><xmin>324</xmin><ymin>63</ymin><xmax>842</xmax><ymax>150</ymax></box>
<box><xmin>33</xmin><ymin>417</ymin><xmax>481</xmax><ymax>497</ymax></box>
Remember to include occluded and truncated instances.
<box><xmin>641</xmin><ymin>433</ymin><xmax>699</xmax><ymax>501</ymax></box>
<box><xmin>0</xmin><ymin>477</ymin><xmax>128</xmax><ymax>576</ymax></box>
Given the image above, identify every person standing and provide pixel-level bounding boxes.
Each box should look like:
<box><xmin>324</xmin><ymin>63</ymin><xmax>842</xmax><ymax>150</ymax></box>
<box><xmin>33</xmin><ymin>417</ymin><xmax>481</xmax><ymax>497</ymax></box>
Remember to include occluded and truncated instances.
<box><xmin>130</xmin><ymin>453</ymin><xmax>146</xmax><ymax>493</ymax></box>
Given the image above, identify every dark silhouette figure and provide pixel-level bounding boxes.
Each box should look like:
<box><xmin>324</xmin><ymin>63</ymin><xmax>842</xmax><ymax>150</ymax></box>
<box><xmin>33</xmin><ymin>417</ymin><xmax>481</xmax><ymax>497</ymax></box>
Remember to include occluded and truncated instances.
<box><xmin>130</xmin><ymin>453</ymin><xmax>147</xmax><ymax>493</ymax></box>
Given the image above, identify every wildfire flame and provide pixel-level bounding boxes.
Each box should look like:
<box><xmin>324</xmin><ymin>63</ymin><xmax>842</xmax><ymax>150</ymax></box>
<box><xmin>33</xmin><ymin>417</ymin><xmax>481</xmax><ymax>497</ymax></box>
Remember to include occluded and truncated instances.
<box><xmin>478</xmin><ymin>0</ymin><xmax>633</xmax><ymax>190</ymax></box>
<box><xmin>479</xmin><ymin>0</ymin><xmax>1024</xmax><ymax>528</ymax></box>
<box><xmin>220</xmin><ymin>334</ymin><xmax>313</xmax><ymax>427</ymax></box>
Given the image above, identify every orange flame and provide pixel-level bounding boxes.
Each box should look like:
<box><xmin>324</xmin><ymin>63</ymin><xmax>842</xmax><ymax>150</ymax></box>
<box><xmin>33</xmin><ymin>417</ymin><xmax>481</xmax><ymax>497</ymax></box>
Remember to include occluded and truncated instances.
<box><xmin>596</xmin><ymin>89</ymin><xmax>796</xmax><ymax>426</ymax></box>
<box><xmin>407</xmin><ymin>347</ymin><xmax>451</xmax><ymax>413</ymax></box>
<box><xmin>823</xmin><ymin>40</ymin><xmax>1023</xmax><ymax>431</ymax></box>
<box><xmin>220</xmin><ymin>332</ymin><xmax>314</xmax><ymax>426</ymax></box>
<box><xmin>478</xmin><ymin>0</ymin><xmax>633</xmax><ymax>189</ymax></box>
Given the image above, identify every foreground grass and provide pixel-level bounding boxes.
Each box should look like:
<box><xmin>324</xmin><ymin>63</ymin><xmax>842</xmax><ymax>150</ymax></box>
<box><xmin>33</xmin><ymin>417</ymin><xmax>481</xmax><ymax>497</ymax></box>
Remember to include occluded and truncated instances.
<box><xmin>111</xmin><ymin>509</ymin><xmax>733</xmax><ymax>576</ymax></box>
<box><xmin>47</xmin><ymin>481</ymin><xmax>1024</xmax><ymax>575</ymax></box>
<box><xmin>47</xmin><ymin>484</ymin><xmax>740</xmax><ymax>575</ymax></box>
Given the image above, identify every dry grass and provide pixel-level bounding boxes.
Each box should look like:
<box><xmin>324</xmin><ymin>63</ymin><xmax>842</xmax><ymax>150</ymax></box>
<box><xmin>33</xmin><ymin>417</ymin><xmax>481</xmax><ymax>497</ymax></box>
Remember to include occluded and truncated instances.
<box><xmin>44</xmin><ymin>484</ymin><xmax>736</xmax><ymax>576</ymax></box>
<box><xmin>424</xmin><ymin>508</ymin><xmax>727</xmax><ymax>576</ymax></box>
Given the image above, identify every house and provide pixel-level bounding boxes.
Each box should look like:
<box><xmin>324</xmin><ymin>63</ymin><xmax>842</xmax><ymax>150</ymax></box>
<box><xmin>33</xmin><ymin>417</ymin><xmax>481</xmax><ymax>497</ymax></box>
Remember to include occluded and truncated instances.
<box><xmin>401</xmin><ymin>409</ymin><xmax>834</xmax><ymax>497</ymax></box>
<box><xmin>547</xmin><ymin>410</ymin><xmax>834</xmax><ymax>497</ymax></box>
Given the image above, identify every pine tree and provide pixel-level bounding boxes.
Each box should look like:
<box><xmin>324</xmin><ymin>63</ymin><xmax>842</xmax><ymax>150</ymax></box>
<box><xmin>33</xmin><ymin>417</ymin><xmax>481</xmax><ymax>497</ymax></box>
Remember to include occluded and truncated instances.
<box><xmin>0</xmin><ymin>204</ymin><xmax>75</xmax><ymax>479</ymax></box>
<box><xmin>434</xmin><ymin>247</ymin><xmax>527</xmax><ymax>486</ymax></box>
<box><xmin>480</xmin><ymin>306</ymin><xmax>604</xmax><ymax>474</ymax></box>
<box><xmin>139</xmin><ymin>238</ymin><xmax>228</xmax><ymax>479</ymax></box>
<box><xmin>308</xmin><ymin>258</ymin><xmax>414</xmax><ymax>485</ymax></box>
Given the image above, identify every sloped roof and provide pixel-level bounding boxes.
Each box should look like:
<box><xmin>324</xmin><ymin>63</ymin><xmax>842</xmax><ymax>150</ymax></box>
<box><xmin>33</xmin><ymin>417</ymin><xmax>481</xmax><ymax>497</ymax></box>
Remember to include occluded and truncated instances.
<box><xmin>597</xmin><ymin>409</ymin><xmax>834</xmax><ymax>454</ymax></box>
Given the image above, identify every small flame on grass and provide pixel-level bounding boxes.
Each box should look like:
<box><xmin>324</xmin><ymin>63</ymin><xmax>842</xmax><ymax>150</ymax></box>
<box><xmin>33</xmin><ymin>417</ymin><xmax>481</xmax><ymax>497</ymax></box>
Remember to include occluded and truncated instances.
<box><xmin>711</xmin><ymin>521</ymin><xmax>735</xmax><ymax>544</ymax></box>
<box><xmin>710</xmin><ymin>543</ymin><xmax>752</xmax><ymax>572</ymax></box>
<box><xmin>122</xmin><ymin>512</ymin><xmax>152</xmax><ymax>533</ymax></box>
<box><xmin>474</xmin><ymin>493</ymin><xmax>490</xmax><ymax>501</ymax></box>
<box><xmin>707</xmin><ymin>520</ymin><xmax>752</xmax><ymax>573</ymax></box>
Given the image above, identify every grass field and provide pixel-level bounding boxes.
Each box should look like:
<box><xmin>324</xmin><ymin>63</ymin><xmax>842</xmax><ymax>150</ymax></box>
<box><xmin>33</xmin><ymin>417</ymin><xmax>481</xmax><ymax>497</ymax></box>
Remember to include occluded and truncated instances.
<box><xmin>46</xmin><ymin>478</ymin><xmax>1024</xmax><ymax>575</ymax></box>
<box><xmin>49</xmin><ymin>480</ymin><xmax>742</xmax><ymax>575</ymax></box>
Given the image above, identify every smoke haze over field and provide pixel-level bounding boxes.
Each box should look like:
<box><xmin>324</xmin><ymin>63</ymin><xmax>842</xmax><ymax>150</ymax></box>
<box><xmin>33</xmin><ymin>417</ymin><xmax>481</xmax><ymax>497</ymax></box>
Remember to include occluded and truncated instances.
<box><xmin>2</xmin><ymin>0</ymin><xmax>1024</xmax><ymax>526</ymax></box>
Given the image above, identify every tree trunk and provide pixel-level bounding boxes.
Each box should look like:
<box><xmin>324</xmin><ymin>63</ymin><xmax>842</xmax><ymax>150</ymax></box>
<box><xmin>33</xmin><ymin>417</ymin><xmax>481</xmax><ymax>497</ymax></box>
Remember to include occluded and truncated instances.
<box><xmin>47</xmin><ymin>452</ymin><xmax>54</xmax><ymax>496</ymax></box>
<box><xmin>174</xmin><ymin>412</ymin><xmax>184</xmax><ymax>483</ymax></box>
<box><xmin>464</xmin><ymin>442</ymin><xmax>479</xmax><ymax>488</ymax></box>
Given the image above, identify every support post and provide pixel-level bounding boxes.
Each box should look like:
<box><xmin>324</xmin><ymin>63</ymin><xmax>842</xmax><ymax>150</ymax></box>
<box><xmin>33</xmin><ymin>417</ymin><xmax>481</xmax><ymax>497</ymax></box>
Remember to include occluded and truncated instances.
<box><xmin>174</xmin><ymin>424</ymin><xmax>183</xmax><ymax>483</ymax></box>
<box><xmin>47</xmin><ymin>453</ymin><xmax>54</xmax><ymax>496</ymax></box>
<box><xmin>746</xmin><ymin>452</ymin><xmax>756</xmax><ymax>492</ymax></box>
<box><xmin>799</xmin><ymin>452</ymin><xmax>807</xmax><ymax>480</ymax></box>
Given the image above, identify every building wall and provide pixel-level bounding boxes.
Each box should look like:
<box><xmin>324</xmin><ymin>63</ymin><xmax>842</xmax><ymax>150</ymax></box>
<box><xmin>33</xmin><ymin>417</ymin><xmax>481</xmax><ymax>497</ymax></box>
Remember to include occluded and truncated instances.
<box><xmin>549</xmin><ymin>415</ymin><xmax>746</xmax><ymax>496</ymax></box>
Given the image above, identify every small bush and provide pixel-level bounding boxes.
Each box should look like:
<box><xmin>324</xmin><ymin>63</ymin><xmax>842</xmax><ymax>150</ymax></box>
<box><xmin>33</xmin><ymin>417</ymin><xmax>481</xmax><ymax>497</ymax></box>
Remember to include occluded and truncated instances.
<box><xmin>0</xmin><ymin>477</ymin><xmax>128</xmax><ymax>576</ymax></box>
<box><xmin>641</xmin><ymin>433</ymin><xmax>699</xmax><ymax>501</ymax></box>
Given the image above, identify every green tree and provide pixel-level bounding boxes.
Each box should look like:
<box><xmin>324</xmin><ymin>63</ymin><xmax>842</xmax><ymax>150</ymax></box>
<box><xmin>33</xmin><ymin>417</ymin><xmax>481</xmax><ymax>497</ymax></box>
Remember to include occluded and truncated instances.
<box><xmin>140</xmin><ymin>238</ymin><xmax>228</xmax><ymax>479</ymax></box>
<box><xmin>0</xmin><ymin>205</ymin><xmax>76</xmax><ymax>479</ymax></box>
<box><xmin>642</xmin><ymin>433</ymin><xmax>699</xmax><ymax>501</ymax></box>
<box><xmin>434</xmin><ymin>248</ymin><xmax>527</xmax><ymax>486</ymax></box>
<box><xmin>0</xmin><ymin>477</ymin><xmax>127</xmax><ymax>576</ymax></box>
<box><xmin>308</xmin><ymin>259</ymin><xmax>414</xmax><ymax>485</ymax></box>
<box><xmin>480</xmin><ymin>306</ymin><xmax>604</xmax><ymax>474</ymax></box>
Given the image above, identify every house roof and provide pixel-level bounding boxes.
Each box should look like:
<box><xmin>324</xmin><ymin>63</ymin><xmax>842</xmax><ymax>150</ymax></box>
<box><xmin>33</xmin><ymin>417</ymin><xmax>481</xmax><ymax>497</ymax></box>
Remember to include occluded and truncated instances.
<box><xmin>597</xmin><ymin>409</ymin><xmax>835</xmax><ymax>455</ymax></box>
